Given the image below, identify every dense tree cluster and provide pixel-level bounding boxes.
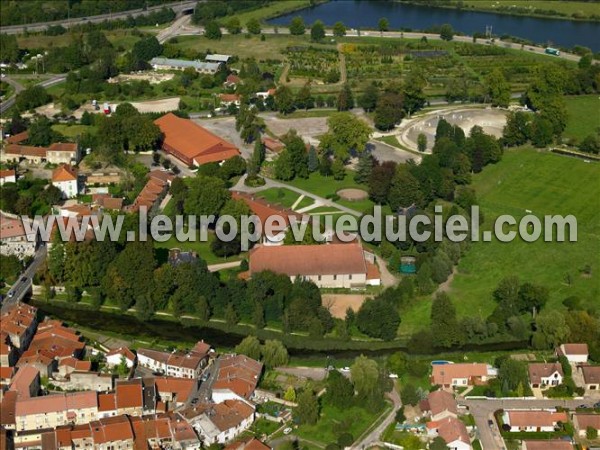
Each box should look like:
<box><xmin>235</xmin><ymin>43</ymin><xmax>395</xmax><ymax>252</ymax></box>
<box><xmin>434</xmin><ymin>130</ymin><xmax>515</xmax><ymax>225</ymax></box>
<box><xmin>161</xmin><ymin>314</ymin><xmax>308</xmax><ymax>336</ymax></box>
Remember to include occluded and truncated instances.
<box><xmin>0</xmin><ymin>178</ymin><xmax>62</xmax><ymax>217</ymax></box>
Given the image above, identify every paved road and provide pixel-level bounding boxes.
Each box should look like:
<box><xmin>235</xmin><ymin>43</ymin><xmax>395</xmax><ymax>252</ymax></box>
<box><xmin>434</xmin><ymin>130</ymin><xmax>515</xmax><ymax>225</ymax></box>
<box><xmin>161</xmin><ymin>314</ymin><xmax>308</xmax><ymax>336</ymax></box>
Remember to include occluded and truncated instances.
<box><xmin>1</xmin><ymin>244</ymin><xmax>47</xmax><ymax>314</ymax></box>
<box><xmin>157</xmin><ymin>20</ymin><xmax>588</xmax><ymax>64</ymax></box>
<box><xmin>354</xmin><ymin>387</ymin><xmax>402</xmax><ymax>450</ymax></box>
<box><xmin>460</xmin><ymin>397</ymin><xmax>598</xmax><ymax>450</ymax></box>
<box><xmin>0</xmin><ymin>1</ymin><xmax>197</xmax><ymax>34</ymax></box>
<box><xmin>0</xmin><ymin>74</ymin><xmax>66</xmax><ymax>115</ymax></box>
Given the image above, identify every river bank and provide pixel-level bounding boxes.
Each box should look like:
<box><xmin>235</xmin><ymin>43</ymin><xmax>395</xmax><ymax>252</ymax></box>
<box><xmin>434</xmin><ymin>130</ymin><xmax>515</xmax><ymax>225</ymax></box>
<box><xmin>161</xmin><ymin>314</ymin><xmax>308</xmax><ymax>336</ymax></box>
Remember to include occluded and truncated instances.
<box><xmin>31</xmin><ymin>299</ymin><xmax>530</xmax><ymax>359</ymax></box>
<box><xmin>400</xmin><ymin>0</ymin><xmax>600</xmax><ymax>23</ymax></box>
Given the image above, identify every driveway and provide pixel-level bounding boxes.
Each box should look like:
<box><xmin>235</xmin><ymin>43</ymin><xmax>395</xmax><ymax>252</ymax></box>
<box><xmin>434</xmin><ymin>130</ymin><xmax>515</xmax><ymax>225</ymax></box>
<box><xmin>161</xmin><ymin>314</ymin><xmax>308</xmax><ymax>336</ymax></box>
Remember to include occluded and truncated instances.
<box><xmin>354</xmin><ymin>387</ymin><xmax>402</xmax><ymax>449</ymax></box>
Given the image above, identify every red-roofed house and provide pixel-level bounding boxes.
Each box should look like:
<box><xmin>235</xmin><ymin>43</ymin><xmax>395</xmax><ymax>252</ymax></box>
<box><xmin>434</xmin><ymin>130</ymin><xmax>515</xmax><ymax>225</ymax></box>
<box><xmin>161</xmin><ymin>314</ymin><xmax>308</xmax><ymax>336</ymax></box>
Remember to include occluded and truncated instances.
<box><xmin>248</xmin><ymin>242</ymin><xmax>380</xmax><ymax>289</ymax></box>
<box><xmin>0</xmin><ymin>334</ymin><xmax>16</xmax><ymax>366</ymax></box>
<box><xmin>522</xmin><ymin>440</ymin><xmax>574</xmax><ymax>450</ymax></box>
<box><xmin>0</xmin><ymin>304</ymin><xmax>37</xmax><ymax>349</ymax></box>
<box><xmin>154</xmin><ymin>113</ymin><xmax>241</xmax><ymax>166</ymax></box>
<box><xmin>137</xmin><ymin>340</ymin><xmax>210</xmax><ymax>379</ymax></box>
<box><xmin>556</xmin><ymin>343</ymin><xmax>589</xmax><ymax>364</ymax></box>
<box><xmin>115</xmin><ymin>379</ymin><xmax>144</xmax><ymax>417</ymax></box>
<box><xmin>106</xmin><ymin>347</ymin><xmax>136</xmax><ymax>369</ymax></box>
<box><xmin>9</xmin><ymin>366</ymin><xmax>40</xmax><ymax>399</ymax></box>
<box><xmin>528</xmin><ymin>363</ymin><xmax>563</xmax><ymax>389</ymax></box>
<box><xmin>504</xmin><ymin>409</ymin><xmax>568</xmax><ymax>432</ymax></box>
<box><xmin>52</xmin><ymin>164</ymin><xmax>79</xmax><ymax>198</ymax></box>
<box><xmin>431</xmin><ymin>363</ymin><xmax>493</xmax><ymax>388</ymax></box>
<box><xmin>426</xmin><ymin>416</ymin><xmax>471</xmax><ymax>450</ymax></box>
<box><xmin>15</xmin><ymin>391</ymin><xmax>98</xmax><ymax>431</ymax></box>
<box><xmin>581</xmin><ymin>365</ymin><xmax>600</xmax><ymax>390</ymax></box>
<box><xmin>182</xmin><ymin>399</ymin><xmax>255</xmax><ymax>446</ymax></box>
<box><xmin>218</xmin><ymin>93</ymin><xmax>241</xmax><ymax>107</ymax></box>
<box><xmin>154</xmin><ymin>376</ymin><xmax>197</xmax><ymax>408</ymax></box>
<box><xmin>425</xmin><ymin>390</ymin><xmax>458</xmax><ymax>421</ymax></box>
<box><xmin>212</xmin><ymin>354</ymin><xmax>263</xmax><ymax>403</ymax></box>
<box><xmin>17</xmin><ymin>350</ymin><xmax>56</xmax><ymax>378</ymax></box>
<box><xmin>0</xmin><ymin>169</ymin><xmax>16</xmax><ymax>185</ymax></box>
<box><xmin>224</xmin><ymin>74</ymin><xmax>241</xmax><ymax>88</ymax></box>
<box><xmin>573</xmin><ymin>413</ymin><xmax>600</xmax><ymax>437</ymax></box>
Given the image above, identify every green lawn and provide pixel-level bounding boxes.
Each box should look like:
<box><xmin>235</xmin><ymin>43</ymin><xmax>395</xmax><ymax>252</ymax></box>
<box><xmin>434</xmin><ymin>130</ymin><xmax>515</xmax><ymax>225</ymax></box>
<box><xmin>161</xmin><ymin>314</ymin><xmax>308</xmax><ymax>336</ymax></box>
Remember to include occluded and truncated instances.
<box><xmin>462</xmin><ymin>0</ymin><xmax>600</xmax><ymax>18</ymax></box>
<box><xmin>398</xmin><ymin>148</ymin><xmax>600</xmax><ymax>335</ymax></box>
<box><xmin>233</xmin><ymin>0</ymin><xmax>313</xmax><ymax>24</ymax></box>
<box><xmin>169</xmin><ymin>33</ymin><xmax>320</xmax><ymax>61</ymax></box>
<box><xmin>257</xmin><ymin>187</ymin><xmax>300</xmax><ymax>209</ymax></box>
<box><xmin>451</xmin><ymin>148</ymin><xmax>600</xmax><ymax>314</ymax></box>
<box><xmin>295</xmin><ymin>403</ymin><xmax>382</xmax><ymax>446</ymax></box>
<box><xmin>152</xmin><ymin>232</ymin><xmax>244</xmax><ymax>266</ymax></box>
<box><xmin>285</xmin><ymin>172</ymin><xmax>366</xmax><ymax>202</ymax></box>
<box><xmin>564</xmin><ymin>95</ymin><xmax>600</xmax><ymax>141</ymax></box>
<box><xmin>52</xmin><ymin>124</ymin><xmax>96</xmax><ymax>138</ymax></box>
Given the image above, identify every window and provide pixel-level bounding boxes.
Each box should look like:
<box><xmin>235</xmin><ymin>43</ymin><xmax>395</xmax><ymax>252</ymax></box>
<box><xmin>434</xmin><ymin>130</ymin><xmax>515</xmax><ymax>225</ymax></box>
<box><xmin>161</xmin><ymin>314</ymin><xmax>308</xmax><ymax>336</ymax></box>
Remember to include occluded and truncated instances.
<box><xmin>318</xmin><ymin>275</ymin><xmax>321</xmax><ymax>281</ymax></box>
<box><xmin>333</xmin><ymin>275</ymin><xmax>337</xmax><ymax>281</ymax></box>
<box><xmin>349</xmin><ymin>274</ymin><xmax>352</xmax><ymax>280</ymax></box>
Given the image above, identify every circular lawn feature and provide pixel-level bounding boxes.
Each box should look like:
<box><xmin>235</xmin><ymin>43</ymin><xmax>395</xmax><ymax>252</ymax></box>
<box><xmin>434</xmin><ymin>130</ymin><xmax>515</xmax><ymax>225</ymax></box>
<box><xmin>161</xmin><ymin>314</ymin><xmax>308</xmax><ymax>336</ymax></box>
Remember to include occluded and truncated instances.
<box><xmin>337</xmin><ymin>188</ymin><xmax>368</xmax><ymax>201</ymax></box>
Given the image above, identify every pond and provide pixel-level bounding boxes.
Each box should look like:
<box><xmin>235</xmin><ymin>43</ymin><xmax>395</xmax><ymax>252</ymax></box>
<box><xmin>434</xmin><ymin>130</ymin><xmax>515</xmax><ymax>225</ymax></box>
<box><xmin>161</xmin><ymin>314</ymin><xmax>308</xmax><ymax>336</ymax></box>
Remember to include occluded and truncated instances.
<box><xmin>268</xmin><ymin>0</ymin><xmax>600</xmax><ymax>51</ymax></box>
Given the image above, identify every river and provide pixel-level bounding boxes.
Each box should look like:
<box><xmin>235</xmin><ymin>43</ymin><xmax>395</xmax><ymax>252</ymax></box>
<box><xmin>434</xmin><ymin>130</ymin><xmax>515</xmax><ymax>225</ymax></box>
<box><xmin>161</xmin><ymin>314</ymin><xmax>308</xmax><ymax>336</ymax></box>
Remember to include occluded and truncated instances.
<box><xmin>268</xmin><ymin>0</ymin><xmax>600</xmax><ymax>52</ymax></box>
<box><xmin>32</xmin><ymin>300</ymin><xmax>529</xmax><ymax>359</ymax></box>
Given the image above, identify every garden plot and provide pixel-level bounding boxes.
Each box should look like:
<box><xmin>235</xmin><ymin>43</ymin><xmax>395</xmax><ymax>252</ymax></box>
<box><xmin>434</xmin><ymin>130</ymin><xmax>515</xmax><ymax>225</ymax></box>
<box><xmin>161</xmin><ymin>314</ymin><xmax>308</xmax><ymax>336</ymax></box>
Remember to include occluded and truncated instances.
<box><xmin>286</xmin><ymin>45</ymin><xmax>341</xmax><ymax>84</ymax></box>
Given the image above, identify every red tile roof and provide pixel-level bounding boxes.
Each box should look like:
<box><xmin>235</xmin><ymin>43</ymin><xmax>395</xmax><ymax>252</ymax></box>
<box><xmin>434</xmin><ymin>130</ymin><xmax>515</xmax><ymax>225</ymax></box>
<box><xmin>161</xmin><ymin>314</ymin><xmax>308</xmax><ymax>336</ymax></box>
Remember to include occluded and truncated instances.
<box><xmin>106</xmin><ymin>346</ymin><xmax>136</xmax><ymax>362</ymax></box>
<box><xmin>15</xmin><ymin>391</ymin><xmax>97</xmax><ymax>416</ymax></box>
<box><xmin>528</xmin><ymin>363</ymin><xmax>563</xmax><ymax>385</ymax></box>
<box><xmin>225</xmin><ymin>437</ymin><xmax>271</xmax><ymax>450</ymax></box>
<box><xmin>431</xmin><ymin>363</ymin><xmax>489</xmax><ymax>386</ymax></box>
<box><xmin>154</xmin><ymin>376</ymin><xmax>196</xmax><ymax>404</ymax></box>
<box><xmin>574</xmin><ymin>413</ymin><xmax>600</xmax><ymax>431</ymax></box>
<box><xmin>427</xmin><ymin>390</ymin><xmax>457</xmax><ymax>417</ymax></box>
<box><xmin>523</xmin><ymin>440</ymin><xmax>574</xmax><ymax>450</ymax></box>
<box><xmin>582</xmin><ymin>365</ymin><xmax>600</xmax><ymax>384</ymax></box>
<box><xmin>0</xmin><ymin>211</ymin><xmax>30</xmax><ymax>240</ymax></box>
<box><xmin>249</xmin><ymin>242</ymin><xmax>368</xmax><ymax>277</ymax></box>
<box><xmin>0</xmin><ymin>391</ymin><xmax>17</xmax><ymax>426</ymax></box>
<box><xmin>48</xmin><ymin>142</ymin><xmax>77</xmax><ymax>153</ymax></box>
<box><xmin>559</xmin><ymin>343</ymin><xmax>589</xmax><ymax>356</ymax></box>
<box><xmin>427</xmin><ymin>416</ymin><xmax>470</xmax><ymax>445</ymax></box>
<box><xmin>507</xmin><ymin>410</ymin><xmax>567</xmax><ymax>428</ymax></box>
<box><xmin>52</xmin><ymin>164</ymin><xmax>77</xmax><ymax>182</ymax></box>
<box><xmin>0</xmin><ymin>169</ymin><xmax>16</xmax><ymax>180</ymax></box>
<box><xmin>219</xmin><ymin>93</ymin><xmax>241</xmax><ymax>103</ymax></box>
<box><xmin>4</xmin><ymin>143</ymin><xmax>48</xmax><ymax>157</ymax></box>
<box><xmin>0</xmin><ymin>366</ymin><xmax>15</xmax><ymax>380</ymax></box>
<box><xmin>6</xmin><ymin>130</ymin><xmax>29</xmax><ymax>144</ymax></box>
<box><xmin>90</xmin><ymin>415</ymin><xmax>134</xmax><ymax>444</ymax></box>
<box><xmin>261</xmin><ymin>137</ymin><xmax>284</xmax><ymax>153</ymax></box>
<box><xmin>231</xmin><ymin>191</ymin><xmax>305</xmax><ymax>233</ymax></box>
<box><xmin>115</xmin><ymin>379</ymin><xmax>144</xmax><ymax>409</ymax></box>
<box><xmin>9</xmin><ymin>366</ymin><xmax>39</xmax><ymax>398</ymax></box>
<box><xmin>213</xmin><ymin>354</ymin><xmax>263</xmax><ymax>399</ymax></box>
<box><xmin>98</xmin><ymin>393</ymin><xmax>117</xmax><ymax>412</ymax></box>
<box><xmin>154</xmin><ymin>113</ymin><xmax>240</xmax><ymax>165</ymax></box>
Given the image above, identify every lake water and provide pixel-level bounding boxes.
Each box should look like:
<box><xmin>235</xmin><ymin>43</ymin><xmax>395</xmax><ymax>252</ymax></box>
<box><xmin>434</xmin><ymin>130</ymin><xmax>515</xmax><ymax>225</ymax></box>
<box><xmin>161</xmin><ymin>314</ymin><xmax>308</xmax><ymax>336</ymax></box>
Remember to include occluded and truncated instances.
<box><xmin>268</xmin><ymin>0</ymin><xmax>600</xmax><ymax>52</ymax></box>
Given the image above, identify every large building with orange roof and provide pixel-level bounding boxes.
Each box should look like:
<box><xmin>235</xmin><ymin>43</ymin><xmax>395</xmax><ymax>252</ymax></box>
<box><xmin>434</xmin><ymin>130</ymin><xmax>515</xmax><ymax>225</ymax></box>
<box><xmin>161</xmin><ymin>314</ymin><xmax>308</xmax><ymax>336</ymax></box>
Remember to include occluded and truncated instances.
<box><xmin>0</xmin><ymin>304</ymin><xmax>37</xmax><ymax>349</ymax></box>
<box><xmin>247</xmin><ymin>242</ymin><xmax>380</xmax><ymax>289</ymax></box>
<box><xmin>154</xmin><ymin>113</ymin><xmax>240</xmax><ymax>166</ymax></box>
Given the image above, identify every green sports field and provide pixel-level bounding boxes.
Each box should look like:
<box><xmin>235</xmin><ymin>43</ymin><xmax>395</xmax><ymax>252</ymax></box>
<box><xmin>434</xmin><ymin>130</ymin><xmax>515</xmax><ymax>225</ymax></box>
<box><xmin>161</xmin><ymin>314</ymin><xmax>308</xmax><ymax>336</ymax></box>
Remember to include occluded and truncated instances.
<box><xmin>564</xmin><ymin>95</ymin><xmax>600</xmax><ymax>141</ymax></box>
<box><xmin>399</xmin><ymin>148</ymin><xmax>600</xmax><ymax>334</ymax></box>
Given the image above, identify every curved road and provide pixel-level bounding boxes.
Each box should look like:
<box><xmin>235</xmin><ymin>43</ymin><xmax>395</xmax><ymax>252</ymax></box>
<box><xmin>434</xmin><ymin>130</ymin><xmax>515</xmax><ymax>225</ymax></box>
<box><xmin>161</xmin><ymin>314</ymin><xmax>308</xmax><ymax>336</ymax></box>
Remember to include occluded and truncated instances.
<box><xmin>0</xmin><ymin>1</ymin><xmax>197</xmax><ymax>34</ymax></box>
<box><xmin>0</xmin><ymin>74</ymin><xmax>66</xmax><ymax>115</ymax></box>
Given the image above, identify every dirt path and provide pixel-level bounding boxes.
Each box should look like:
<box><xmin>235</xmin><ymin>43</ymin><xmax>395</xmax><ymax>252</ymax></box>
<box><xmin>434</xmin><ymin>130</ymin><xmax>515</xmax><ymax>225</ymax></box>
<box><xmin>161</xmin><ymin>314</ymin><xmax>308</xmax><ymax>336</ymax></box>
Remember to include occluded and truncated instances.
<box><xmin>435</xmin><ymin>266</ymin><xmax>457</xmax><ymax>294</ymax></box>
<box><xmin>337</xmin><ymin>43</ymin><xmax>347</xmax><ymax>85</ymax></box>
<box><xmin>279</xmin><ymin>63</ymin><xmax>290</xmax><ymax>85</ymax></box>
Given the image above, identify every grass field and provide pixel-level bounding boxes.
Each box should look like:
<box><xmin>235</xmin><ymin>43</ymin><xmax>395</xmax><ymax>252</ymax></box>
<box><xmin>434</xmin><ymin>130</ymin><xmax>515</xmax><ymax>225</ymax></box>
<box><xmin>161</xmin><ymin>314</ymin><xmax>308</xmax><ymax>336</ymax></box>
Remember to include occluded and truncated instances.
<box><xmin>295</xmin><ymin>403</ymin><xmax>382</xmax><ymax>446</ymax></box>
<box><xmin>398</xmin><ymin>148</ymin><xmax>600</xmax><ymax>335</ymax></box>
<box><xmin>256</xmin><ymin>187</ymin><xmax>301</xmax><ymax>209</ymax></box>
<box><xmin>234</xmin><ymin>0</ymin><xmax>313</xmax><ymax>24</ymax></box>
<box><xmin>169</xmin><ymin>33</ymin><xmax>320</xmax><ymax>61</ymax></box>
<box><xmin>461</xmin><ymin>0</ymin><xmax>600</xmax><ymax>19</ymax></box>
<box><xmin>564</xmin><ymin>95</ymin><xmax>600</xmax><ymax>141</ymax></box>
<box><xmin>52</xmin><ymin>124</ymin><xmax>96</xmax><ymax>138</ymax></box>
<box><xmin>16</xmin><ymin>29</ymin><xmax>142</xmax><ymax>51</ymax></box>
<box><xmin>452</xmin><ymin>148</ymin><xmax>600</xmax><ymax>314</ymax></box>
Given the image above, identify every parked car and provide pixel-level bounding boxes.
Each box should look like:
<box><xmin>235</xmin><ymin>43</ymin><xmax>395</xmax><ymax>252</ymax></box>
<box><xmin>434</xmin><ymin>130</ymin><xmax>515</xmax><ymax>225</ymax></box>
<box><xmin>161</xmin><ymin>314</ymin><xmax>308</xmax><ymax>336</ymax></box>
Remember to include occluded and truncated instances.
<box><xmin>283</xmin><ymin>428</ymin><xmax>292</xmax><ymax>435</ymax></box>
